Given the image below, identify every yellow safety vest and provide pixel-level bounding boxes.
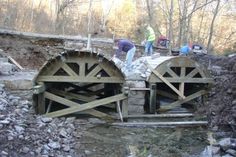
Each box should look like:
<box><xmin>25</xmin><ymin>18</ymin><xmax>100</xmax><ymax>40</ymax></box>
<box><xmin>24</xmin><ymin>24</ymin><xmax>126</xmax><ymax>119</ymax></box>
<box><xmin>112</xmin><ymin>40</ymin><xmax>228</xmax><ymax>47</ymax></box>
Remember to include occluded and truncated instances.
<box><xmin>146</xmin><ymin>26</ymin><xmax>156</xmax><ymax>41</ymax></box>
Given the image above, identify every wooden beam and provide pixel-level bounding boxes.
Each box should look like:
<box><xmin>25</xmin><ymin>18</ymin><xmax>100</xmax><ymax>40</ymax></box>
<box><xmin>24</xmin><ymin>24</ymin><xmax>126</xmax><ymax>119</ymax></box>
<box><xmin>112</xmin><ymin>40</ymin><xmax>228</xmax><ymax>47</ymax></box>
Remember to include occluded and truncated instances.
<box><xmin>149</xmin><ymin>84</ymin><xmax>157</xmax><ymax>114</ymax></box>
<box><xmin>37</xmin><ymin>93</ymin><xmax>45</xmax><ymax>114</ymax></box>
<box><xmin>130</xmin><ymin>87</ymin><xmax>150</xmax><ymax>91</ymax></box>
<box><xmin>166</xmin><ymin>68</ymin><xmax>178</xmax><ymax>77</ymax></box>
<box><xmin>159</xmin><ymin>90</ymin><xmax>207</xmax><ymax>111</ymax></box>
<box><xmin>45</xmin><ymin>94</ymin><xmax>127</xmax><ymax>118</ymax></box>
<box><xmin>61</xmin><ymin>63</ymin><xmax>78</xmax><ymax>76</ymax></box>
<box><xmin>150</xmin><ymin>78</ymin><xmax>214</xmax><ymax>83</ymax></box>
<box><xmin>146</xmin><ymin>63</ymin><xmax>185</xmax><ymax>99</ymax></box>
<box><xmin>44</xmin><ymin>61</ymin><xmax>63</xmax><ymax>76</ymax></box>
<box><xmin>122</xmin><ymin>99</ymin><xmax>128</xmax><ymax>121</ymax></box>
<box><xmin>82</xmin><ymin>109</ymin><xmax>112</xmax><ymax>119</ymax></box>
<box><xmin>37</xmin><ymin>76</ymin><xmax>124</xmax><ymax>83</ymax></box>
<box><xmin>8</xmin><ymin>56</ymin><xmax>24</xmax><ymax>70</ymax></box>
<box><xmin>179</xmin><ymin>67</ymin><xmax>186</xmax><ymax>99</ymax></box>
<box><xmin>124</xmin><ymin>113</ymin><xmax>193</xmax><ymax>118</ymax></box>
<box><xmin>45</xmin><ymin>91</ymin><xmax>81</xmax><ymax>107</ymax></box>
<box><xmin>186</xmin><ymin>68</ymin><xmax>199</xmax><ymax>78</ymax></box>
<box><xmin>112</xmin><ymin>121</ymin><xmax>208</xmax><ymax>127</ymax></box>
<box><xmin>50</xmin><ymin>89</ymin><xmax>97</xmax><ymax>102</ymax></box>
<box><xmin>99</xmin><ymin>63</ymin><xmax>120</xmax><ymax>77</ymax></box>
<box><xmin>33</xmin><ymin>84</ymin><xmax>45</xmax><ymax>94</ymax></box>
<box><xmin>156</xmin><ymin>89</ymin><xmax>178</xmax><ymax>100</ymax></box>
<box><xmin>79</xmin><ymin>62</ymin><xmax>86</xmax><ymax>77</ymax></box>
<box><xmin>45</xmin><ymin>91</ymin><xmax>111</xmax><ymax>118</ymax></box>
<box><xmin>86</xmin><ymin>65</ymin><xmax>102</xmax><ymax>77</ymax></box>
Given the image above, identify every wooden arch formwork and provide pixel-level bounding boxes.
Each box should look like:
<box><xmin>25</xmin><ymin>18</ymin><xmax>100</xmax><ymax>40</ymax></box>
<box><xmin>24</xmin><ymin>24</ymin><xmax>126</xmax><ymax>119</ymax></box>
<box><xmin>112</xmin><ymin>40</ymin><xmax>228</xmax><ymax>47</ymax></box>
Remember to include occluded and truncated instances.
<box><xmin>33</xmin><ymin>50</ymin><xmax>127</xmax><ymax>119</ymax></box>
<box><xmin>144</xmin><ymin>56</ymin><xmax>214</xmax><ymax>114</ymax></box>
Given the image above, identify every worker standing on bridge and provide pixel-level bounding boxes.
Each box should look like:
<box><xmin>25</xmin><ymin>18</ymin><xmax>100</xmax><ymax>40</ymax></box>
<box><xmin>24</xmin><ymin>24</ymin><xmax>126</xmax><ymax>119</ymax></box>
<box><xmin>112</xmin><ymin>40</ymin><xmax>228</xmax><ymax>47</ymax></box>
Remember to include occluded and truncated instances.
<box><xmin>114</xmin><ymin>39</ymin><xmax>136</xmax><ymax>70</ymax></box>
<box><xmin>144</xmin><ymin>24</ymin><xmax>156</xmax><ymax>56</ymax></box>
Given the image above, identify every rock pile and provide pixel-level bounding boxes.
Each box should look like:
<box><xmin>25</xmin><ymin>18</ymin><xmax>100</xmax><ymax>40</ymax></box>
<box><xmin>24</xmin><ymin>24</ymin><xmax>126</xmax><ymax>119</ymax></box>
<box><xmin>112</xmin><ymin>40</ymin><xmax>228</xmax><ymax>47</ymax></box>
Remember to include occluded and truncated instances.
<box><xmin>201</xmin><ymin>137</ymin><xmax>236</xmax><ymax>157</ymax></box>
<box><xmin>0</xmin><ymin>83</ymin><xmax>84</xmax><ymax>157</ymax></box>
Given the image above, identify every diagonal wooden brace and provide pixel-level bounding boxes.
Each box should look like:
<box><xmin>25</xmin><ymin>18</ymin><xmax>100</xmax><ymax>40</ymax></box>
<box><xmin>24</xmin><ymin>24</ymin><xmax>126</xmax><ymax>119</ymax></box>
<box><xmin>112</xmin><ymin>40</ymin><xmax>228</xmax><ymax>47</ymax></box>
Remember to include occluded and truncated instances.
<box><xmin>159</xmin><ymin>90</ymin><xmax>207</xmax><ymax>111</ymax></box>
<box><xmin>145</xmin><ymin>63</ymin><xmax>186</xmax><ymax>99</ymax></box>
<box><xmin>45</xmin><ymin>93</ymin><xmax>127</xmax><ymax>118</ymax></box>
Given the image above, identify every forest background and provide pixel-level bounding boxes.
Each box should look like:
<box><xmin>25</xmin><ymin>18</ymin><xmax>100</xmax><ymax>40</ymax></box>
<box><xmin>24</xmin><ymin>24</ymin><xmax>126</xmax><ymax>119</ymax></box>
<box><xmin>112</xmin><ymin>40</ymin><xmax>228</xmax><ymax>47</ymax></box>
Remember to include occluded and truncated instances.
<box><xmin>0</xmin><ymin>0</ymin><xmax>235</xmax><ymax>55</ymax></box>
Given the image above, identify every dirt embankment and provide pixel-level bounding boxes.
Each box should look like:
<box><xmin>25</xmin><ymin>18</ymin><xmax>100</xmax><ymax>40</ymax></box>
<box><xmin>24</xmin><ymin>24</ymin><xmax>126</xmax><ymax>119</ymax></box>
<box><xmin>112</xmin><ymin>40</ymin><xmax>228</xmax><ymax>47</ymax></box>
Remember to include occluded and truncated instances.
<box><xmin>0</xmin><ymin>34</ymin><xmax>63</xmax><ymax>69</ymax></box>
<box><xmin>192</xmin><ymin>55</ymin><xmax>236</xmax><ymax>132</ymax></box>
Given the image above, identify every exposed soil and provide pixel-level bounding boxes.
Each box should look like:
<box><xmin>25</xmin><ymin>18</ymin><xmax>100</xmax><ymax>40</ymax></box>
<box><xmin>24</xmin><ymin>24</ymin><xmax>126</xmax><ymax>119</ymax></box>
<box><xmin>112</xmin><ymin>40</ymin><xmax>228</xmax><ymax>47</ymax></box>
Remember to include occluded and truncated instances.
<box><xmin>0</xmin><ymin>34</ymin><xmax>63</xmax><ymax>69</ymax></box>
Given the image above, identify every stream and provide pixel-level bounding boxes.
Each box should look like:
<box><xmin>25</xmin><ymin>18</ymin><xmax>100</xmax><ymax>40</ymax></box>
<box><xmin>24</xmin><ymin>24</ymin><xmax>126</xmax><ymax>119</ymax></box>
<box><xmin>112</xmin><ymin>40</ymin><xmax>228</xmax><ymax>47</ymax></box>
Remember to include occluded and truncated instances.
<box><xmin>76</xmin><ymin>124</ymin><xmax>208</xmax><ymax>157</ymax></box>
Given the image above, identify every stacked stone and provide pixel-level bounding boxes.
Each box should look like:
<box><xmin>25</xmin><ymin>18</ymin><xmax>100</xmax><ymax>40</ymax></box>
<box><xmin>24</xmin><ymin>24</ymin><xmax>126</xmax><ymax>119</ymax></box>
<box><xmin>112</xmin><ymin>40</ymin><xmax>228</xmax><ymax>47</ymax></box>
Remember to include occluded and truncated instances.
<box><xmin>125</xmin><ymin>81</ymin><xmax>146</xmax><ymax>114</ymax></box>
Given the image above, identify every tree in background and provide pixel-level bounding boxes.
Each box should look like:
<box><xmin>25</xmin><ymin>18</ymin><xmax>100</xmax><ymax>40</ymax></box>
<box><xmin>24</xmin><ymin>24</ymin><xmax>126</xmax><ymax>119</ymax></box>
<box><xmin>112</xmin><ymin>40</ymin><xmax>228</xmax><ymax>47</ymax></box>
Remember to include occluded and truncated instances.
<box><xmin>0</xmin><ymin>0</ymin><xmax>235</xmax><ymax>54</ymax></box>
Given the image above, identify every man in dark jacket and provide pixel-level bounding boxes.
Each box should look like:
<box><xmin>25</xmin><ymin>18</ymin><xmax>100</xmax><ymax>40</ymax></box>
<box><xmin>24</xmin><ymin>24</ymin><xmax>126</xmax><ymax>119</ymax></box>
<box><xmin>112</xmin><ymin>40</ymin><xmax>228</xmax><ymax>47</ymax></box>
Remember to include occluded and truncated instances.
<box><xmin>114</xmin><ymin>39</ymin><xmax>136</xmax><ymax>70</ymax></box>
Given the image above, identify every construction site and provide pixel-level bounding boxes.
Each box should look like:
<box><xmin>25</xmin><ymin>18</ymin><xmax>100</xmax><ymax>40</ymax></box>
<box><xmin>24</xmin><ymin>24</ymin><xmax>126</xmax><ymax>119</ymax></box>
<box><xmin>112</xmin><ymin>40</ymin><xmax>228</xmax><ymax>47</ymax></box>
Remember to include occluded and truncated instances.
<box><xmin>0</xmin><ymin>29</ymin><xmax>235</xmax><ymax>157</ymax></box>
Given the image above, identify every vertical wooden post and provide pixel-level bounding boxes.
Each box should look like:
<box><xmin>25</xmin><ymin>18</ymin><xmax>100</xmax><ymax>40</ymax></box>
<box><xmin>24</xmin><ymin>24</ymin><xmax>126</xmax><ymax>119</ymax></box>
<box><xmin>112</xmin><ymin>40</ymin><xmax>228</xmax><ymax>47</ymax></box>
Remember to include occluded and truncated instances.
<box><xmin>179</xmin><ymin>67</ymin><xmax>186</xmax><ymax>100</ymax></box>
<box><xmin>122</xmin><ymin>86</ymin><xmax>129</xmax><ymax>121</ymax></box>
<box><xmin>122</xmin><ymin>99</ymin><xmax>128</xmax><ymax>122</ymax></box>
<box><xmin>149</xmin><ymin>83</ymin><xmax>157</xmax><ymax>114</ymax></box>
<box><xmin>37</xmin><ymin>93</ymin><xmax>45</xmax><ymax>114</ymax></box>
<box><xmin>87</xmin><ymin>34</ymin><xmax>92</xmax><ymax>51</ymax></box>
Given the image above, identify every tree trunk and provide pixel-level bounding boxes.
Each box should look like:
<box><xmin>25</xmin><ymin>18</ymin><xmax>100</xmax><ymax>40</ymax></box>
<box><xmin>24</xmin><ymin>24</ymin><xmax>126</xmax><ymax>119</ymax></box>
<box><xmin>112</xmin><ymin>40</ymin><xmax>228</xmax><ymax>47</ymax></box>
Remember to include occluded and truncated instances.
<box><xmin>207</xmin><ymin>0</ymin><xmax>220</xmax><ymax>52</ymax></box>
<box><xmin>168</xmin><ymin>0</ymin><xmax>174</xmax><ymax>55</ymax></box>
<box><xmin>87</xmin><ymin>0</ymin><xmax>93</xmax><ymax>34</ymax></box>
<box><xmin>146</xmin><ymin>0</ymin><xmax>152</xmax><ymax>23</ymax></box>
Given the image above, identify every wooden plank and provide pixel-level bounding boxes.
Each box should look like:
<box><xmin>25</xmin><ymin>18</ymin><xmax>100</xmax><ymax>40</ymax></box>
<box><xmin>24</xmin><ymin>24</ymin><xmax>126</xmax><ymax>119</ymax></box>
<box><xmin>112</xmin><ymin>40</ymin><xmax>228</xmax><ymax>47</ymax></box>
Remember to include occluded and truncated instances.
<box><xmin>82</xmin><ymin>109</ymin><xmax>112</xmax><ymax>118</ymax></box>
<box><xmin>116</xmin><ymin>101</ymin><xmax>123</xmax><ymax>122</ymax></box>
<box><xmin>50</xmin><ymin>89</ymin><xmax>97</xmax><ymax>102</ymax></box>
<box><xmin>45</xmin><ymin>94</ymin><xmax>127</xmax><ymax>118</ymax></box>
<box><xmin>146</xmin><ymin>63</ymin><xmax>185</xmax><ymax>99</ymax></box>
<box><xmin>156</xmin><ymin>89</ymin><xmax>178</xmax><ymax>99</ymax></box>
<box><xmin>130</xmin><ymin>88</ymin><xmax>150</xmax><ymax>91</ymax></box>
<box><xmin>45</xmin><ymin>91</ymin><xmax>81</xmax><ymax>107</ymax></box>
<box><xmin>99</xmin><ymin>63</ymin><xmax>120</xmax><ymax>77</ymax></box>
<box><xmin>38</xmin><ymin>93</ymin><xmax>45</xmax><ymax>114</ymax></box>
<box><xmin>33</xmin><ymin>84</ymin><xmax>45</xmax><ymax>94</ymax></box>
<box><xmin>8</xmin><ymin>56</ymin><xmax>24</xmax><ymax>70</ymax></box>
<box><xmin>166</xmin><ymin>68</ymin><xmax>178</xmax><ymax>77</ymax></box>
<box><xmin>122</xmin><ymin>99</ymin><xmax>129</xmax><ymax>120</ymax></box>
<box><xmin>112</xmin><ymin>121</ymin><xmax>208</xmax><ymax>127</ymax></box>
<box><xmin>125</xmin><ymin>113</ymin><xmax>194</xmax><ymax>118</ymax></box>
<box><xmin>79</xmin><ymin>62</ymin><xmax>86</xmax><ymax>77</ymax></box>
<box><xmin>149</xmin><ymin>84</ymin><xmax>157</xmax><ymax>114</ymax></box>
<box><xmin>61</xmin><ymin>63</ymin><xmax>78</xmax><ymax>76</ymax></box>
<box><xmin>150</xmin><ymin>78</ymin><xmax>214</xmax><ymax>83</ymax></box>
<box><xmin>86</xmin><ymin>65</ymin><xmax>102</xmax><ymax>77</ymax></box>
<box><xmin>186</xmin><ymin>68</ymin><xmax>199</xmax><ymax>78</ymax></box>
<box><xmin>37</xmin><ymin>76</ymin><xmax>124</xmax><ymax>83</ymax></box>
<box><xmin>43</xmin><ymin>61</ymin><xmax>63</xmax><ymax>76</ymax></box>
<box><xmin>45</xmin><ymin>91</ymin><xmax>110</xmax><ymax>118</ymax></box>
<box><xmin>179</xmin><ymin>67</ymin><xmax>185</xmax><ymax>99</ymax></box>
<box><xmin>159</xmin><ymin>90</ymin><xmax>207</xmax><ymax>111</ymax></box>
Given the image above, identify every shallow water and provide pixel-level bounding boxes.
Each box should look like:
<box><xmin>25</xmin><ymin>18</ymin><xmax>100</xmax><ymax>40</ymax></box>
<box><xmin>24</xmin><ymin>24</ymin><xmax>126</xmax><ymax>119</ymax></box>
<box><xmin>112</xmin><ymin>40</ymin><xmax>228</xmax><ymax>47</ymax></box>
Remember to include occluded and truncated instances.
<box><xmin>76</xmin><ymin>124</ymin><xmax>208</xmax><ymax>157</ymax></box>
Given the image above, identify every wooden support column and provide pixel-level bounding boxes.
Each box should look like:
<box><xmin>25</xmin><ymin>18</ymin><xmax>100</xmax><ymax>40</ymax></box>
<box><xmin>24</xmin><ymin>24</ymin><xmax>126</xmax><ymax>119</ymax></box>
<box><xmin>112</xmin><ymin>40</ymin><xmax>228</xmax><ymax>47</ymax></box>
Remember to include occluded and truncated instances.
<box><xmin>122</xmin><ymin>99</ymin><xmax>128</xmax><ymax>121</ymax></box>
<box><xmin>149</xmin><ymin>83</ymin><xmax>157</xmax><ymax>114</ymax></box>
<box><xmin>179</xmin><ymin>67</ymin><xmax>186</xmax><ymax>100</ymax></box>
<box><xmin>122</xmin><ymin>87</ymin><xmax>129</xmax><ymax>121</ymax></box>
<box><xmin>37</xmin><ymin>93</ymin><xmax>45</xmax><ymax>114</ymax></box>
